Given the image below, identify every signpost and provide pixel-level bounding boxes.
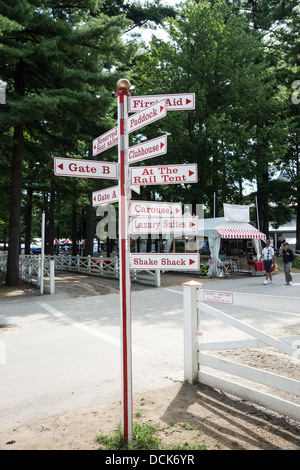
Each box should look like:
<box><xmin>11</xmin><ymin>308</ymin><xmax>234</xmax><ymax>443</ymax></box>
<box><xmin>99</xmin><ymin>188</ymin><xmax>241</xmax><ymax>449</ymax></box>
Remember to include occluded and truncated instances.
<box><xmin>55</xmin><ymin>79</ymin><xmax>197</xmax><ymax>445</ymax></box>
<box><xmin>114</xmin><ymin>79</ymin><xmax>132</xmax><ymax>444</ymax></box>
<box><xmin>92</xmin><ymin>126</ymin><xmax>118</xmax><ymax>156</ymax></box>
<box><xmin>128</xmin><ymin>135</ymin><xmax>167</xmax><ymax>164</ymax></box>
<box><xmin>131</xmin><ymin>253</ymin><xmax>200</xmax><ymax>271</ymax></box>
<box><xmin>203</xmin><ymin>290</ymin><xmax>233</xmax><ymax>304</ymax></box>
<box><xmin>54</xmin><ymin>157</ymin><xmax>117</xmax><ymax>179</ymax></box>
<box><xmin>92</xmin><ymin>185</ymin><xmax>119</xmax><ymax>207</ymax></box>
<box><xmin>130</xmin><ymin>163</ymin><xmax>197</xmax><ymax>186</ymax></box>
<box><xmin>129</xmin><ymin>93</ymin><xmax>195</xmax><ymax>113</ymax></box>
<box><xmin>129</xmin><ymin>216</ymin><xmax>198</xmax><ymax>235</ymax></box>
<box><xmin>129</xmin><ymin>201</ymin><xmax>181</xmax><ymax>217</ymax></box>
<box><xmin>127</xmin><ymin>99</ymin><xmax>167</xmax><ymax>134</ymax></box>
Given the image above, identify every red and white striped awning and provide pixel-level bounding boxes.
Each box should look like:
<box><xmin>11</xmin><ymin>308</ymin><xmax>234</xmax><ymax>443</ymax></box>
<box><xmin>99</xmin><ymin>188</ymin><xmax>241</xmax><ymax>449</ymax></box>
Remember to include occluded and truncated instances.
<box><xmin>215</xmin><ymin>222</ymin><xmax>266</xmax><ymax>240</ymax></box>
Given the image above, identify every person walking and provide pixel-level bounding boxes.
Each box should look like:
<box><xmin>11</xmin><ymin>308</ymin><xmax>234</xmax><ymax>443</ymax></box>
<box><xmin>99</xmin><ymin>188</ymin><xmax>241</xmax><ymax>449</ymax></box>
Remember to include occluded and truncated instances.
<box><xmin>282</xmin><ymin>242</ymin><xmax>294</xmax><ymax>285</ymax></box>
<box><xmin>260</xmin><ymin>240</ymin><xmax>275</xmax><ymax>284</ymax></box>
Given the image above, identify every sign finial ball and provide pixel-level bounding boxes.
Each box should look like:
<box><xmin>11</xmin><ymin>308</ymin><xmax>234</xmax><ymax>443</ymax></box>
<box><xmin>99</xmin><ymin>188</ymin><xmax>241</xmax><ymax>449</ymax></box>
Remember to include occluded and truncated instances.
<box><xmin>116</xmin><ymin>79</ymin><xmax>131</xmax><ymax>91</ymax></box>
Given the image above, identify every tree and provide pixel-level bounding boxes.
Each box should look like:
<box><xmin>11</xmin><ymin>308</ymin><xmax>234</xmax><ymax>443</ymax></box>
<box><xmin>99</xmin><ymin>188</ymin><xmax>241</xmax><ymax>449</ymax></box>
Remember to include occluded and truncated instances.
<box><xmin>0</xmin><ymin>0</ymin><xmax>134</xmax><ymax>285</ymax></box>
<box><xmin>222</xmin><ymin>1</ymin><xmax>299</xmax><ymax>245</ymax></box>
<box><xmin>132</xmin><ymin>0</ymin><xmax>287</xmax><ymax>227</ymax></box>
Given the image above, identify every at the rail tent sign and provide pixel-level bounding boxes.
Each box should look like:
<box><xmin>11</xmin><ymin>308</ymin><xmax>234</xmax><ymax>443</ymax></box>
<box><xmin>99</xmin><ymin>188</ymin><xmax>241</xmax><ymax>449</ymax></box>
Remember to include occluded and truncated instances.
<box><xmin>55</xmin><ymin>79</ymin><xmax>197</xmax><ymax>444</ymax></box>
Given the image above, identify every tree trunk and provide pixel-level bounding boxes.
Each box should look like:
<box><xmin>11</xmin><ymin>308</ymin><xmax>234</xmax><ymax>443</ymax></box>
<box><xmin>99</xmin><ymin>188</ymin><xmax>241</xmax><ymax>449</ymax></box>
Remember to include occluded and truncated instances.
<box><xmin>6</xmin><ymin>122</ymin><xmax>24</xmax><ymax>285</ymax></box>
<box><xmin>72</xmin><ymin>206</ymin><xmax>77</xmax><ymax>256</ymax></box>
<box><xmin>24</xmin><ymin>188</ymin><xmax>33</xmax><ymax>255</ymax></box>
<box><xmin>6</xmin><ymin>60</ymin><xmax>24</xmax><ymax>286</ymax></box>
<box><xmin>83</xmin><ymin>204</ymin><xmax>94</xmax><ymax>256</ymax></box>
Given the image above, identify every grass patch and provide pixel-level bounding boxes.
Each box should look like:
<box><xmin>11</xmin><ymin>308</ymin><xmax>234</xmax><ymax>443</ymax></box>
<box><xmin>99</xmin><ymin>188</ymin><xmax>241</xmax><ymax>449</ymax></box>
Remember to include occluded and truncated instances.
<box><xmin>96</xmin><ymin>422</ymin><xmax>207</xmax><ymax>450</ymax></box>
<box><xmin>97</xmin><ymin>422</ymin><xmax>161</xmax><ymax>450</ymax></box>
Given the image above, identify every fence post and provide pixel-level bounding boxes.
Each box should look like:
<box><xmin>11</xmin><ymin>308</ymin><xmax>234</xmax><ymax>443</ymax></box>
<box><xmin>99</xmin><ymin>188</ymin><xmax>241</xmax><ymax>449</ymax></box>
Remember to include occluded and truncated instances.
<box><xmin>114</xmin><ymin>256</ymin><xmax>119</xmax><ymax>278</ymax></box>
<box><xmin>50</xmin><ymin>258</ymin><xmax>55</xmax><ymax>294</ymax></box>
<box><xmin>38</xmin><ymin>258</ymin><xmax>43</xmax><ymax>293</ymax></box>
<box><xmin>20</xmin><ymin>255</ymin><xmax>24</xmax><ymax>281</ymax></box>
<box><xmin>155</xmin><ymin>270</ymin><xmax>161</xmax><ymax>287</ymax></box>
<box><xmin>182</xmin><ymin>280</ymin><xmax>202</xmax><ymax>384</ymax></box>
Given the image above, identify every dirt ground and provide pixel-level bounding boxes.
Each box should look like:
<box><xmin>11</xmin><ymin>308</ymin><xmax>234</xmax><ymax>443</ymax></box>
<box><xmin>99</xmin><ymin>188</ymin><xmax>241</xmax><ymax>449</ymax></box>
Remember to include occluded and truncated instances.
<box><xmin>0</xmin><ymin>268</ymin><xmax>300</xmax><ymax>451</ymax></box>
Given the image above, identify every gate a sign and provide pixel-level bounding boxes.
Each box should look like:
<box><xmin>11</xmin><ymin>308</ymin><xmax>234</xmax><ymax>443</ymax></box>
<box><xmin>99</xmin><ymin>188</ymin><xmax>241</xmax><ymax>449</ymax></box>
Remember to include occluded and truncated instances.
<box><xmin>92</xmin><ymin>185</ymin><xmax>119</xmax><ymax>207</ymax></box>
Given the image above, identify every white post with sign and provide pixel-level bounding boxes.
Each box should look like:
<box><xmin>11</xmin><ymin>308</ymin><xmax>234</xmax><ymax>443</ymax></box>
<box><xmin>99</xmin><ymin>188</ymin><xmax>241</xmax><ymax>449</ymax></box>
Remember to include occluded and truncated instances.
<box><xmin>114</xmin><ymin>79</ymin><xmax>133</xmax><ymax>444</ymax></box>
<box><xmin>87</xmin><ymin>82</ymin><xmax>197</xmax><ymax>445</ymax></box>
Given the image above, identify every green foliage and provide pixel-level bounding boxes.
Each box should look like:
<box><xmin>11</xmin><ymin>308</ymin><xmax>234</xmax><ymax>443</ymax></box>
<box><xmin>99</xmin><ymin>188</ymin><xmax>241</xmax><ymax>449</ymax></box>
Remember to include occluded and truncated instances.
<box><xmin>131</xmin><ymin>0</ymin><xmax>297</xmax><ymax>236</ymax></box>
<box><xmin>0</xmin><ymin>0</ymin><xmax>136</xmax><ymax>251</ymax></box>
<box><xmin>292</xmin><ymin>256</ymin><xmax>300</xmax><ymax>269</ymax></box>
<box><xmin>0</xmin><ymin>0</ymin><xmax>299</xmax><ymax>260</ymax></box>
<box><xmin>96</xmin><ymin>421</ymin><xmax>207</xmax><ymax>450</ymax></box>
<box><xmin>97</xmin><ymin>422</ymin><xmax>161</xmax><ymax>450</ymax></box>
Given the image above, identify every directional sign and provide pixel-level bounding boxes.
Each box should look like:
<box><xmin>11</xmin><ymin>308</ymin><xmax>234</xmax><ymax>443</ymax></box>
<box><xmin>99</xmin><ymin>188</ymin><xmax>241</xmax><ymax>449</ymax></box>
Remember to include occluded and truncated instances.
<box><xmin>129</xmin><ymin>93</ymin><xmax>195</xmax><ymax>113</ymax></box>
<box><xmin>130</xmin><ymin>163</ymin><xmax>198</xmax><ymax>186</ymax></box>
<box><xmin>130</xmin><ymin>253</ymin><xmax>200</xmax><ymax>271</ymax></box>
<box><xmin>128</xmin><ymin>135</ymin><xmax>167</xmax><ymax>164</ymax></box>
<box><xmin>203</xmin><ymin>290</ymin><xmax>233</xmax><ymax>304</ymax></box>
<box><xmin>92</xmin><ymin>126</ymin><xmax>118</xmax><ymax>157</ymax></box>
<box><xmin>127</xmin><ymin>99</ymin><xmax>166</xmax><ymax>134</ymax></box>
<box><xmin>129</xmin><ymin>201</ymin><xmax>181</xmax><ymax>217</ymax></box>
<box><xmin>130</xmin><ymin>216</ymin><xmax>198</xmax><ymax>235</ymax></box>
<box><xmin>92</xmin><ymin>185</ymin><xmax>119</xmax><ymax>207</ymax></box>
<box><xmin>54</xmin><ymin>157</ymin><xmax>118</xmax><ymax>179</ymax></box>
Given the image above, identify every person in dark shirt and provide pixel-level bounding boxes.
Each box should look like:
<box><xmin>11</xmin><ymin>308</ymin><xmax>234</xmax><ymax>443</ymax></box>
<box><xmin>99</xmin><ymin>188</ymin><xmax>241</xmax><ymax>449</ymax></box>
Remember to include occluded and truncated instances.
<box><xmin>282</xmin><ymin>242</ymin><xmax>294</xmax><ymax>285</ymax></box>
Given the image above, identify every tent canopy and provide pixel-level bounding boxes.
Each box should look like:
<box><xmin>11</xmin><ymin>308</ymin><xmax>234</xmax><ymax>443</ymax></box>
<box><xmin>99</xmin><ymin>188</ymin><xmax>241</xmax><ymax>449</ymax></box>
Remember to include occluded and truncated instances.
<box><xmin>197</xmin><ymin>216</ymin><xmax>266</xmax><ymax>277</ymax></box>
<box><xmin>198</xmin><ymin>217</ymin><xmax>266</xmax><ymax>240</ymax></box>
<box><xmin>214</xmin><ymin>220</ymin><xmax>266</xmax><ymax>240</ymax></box>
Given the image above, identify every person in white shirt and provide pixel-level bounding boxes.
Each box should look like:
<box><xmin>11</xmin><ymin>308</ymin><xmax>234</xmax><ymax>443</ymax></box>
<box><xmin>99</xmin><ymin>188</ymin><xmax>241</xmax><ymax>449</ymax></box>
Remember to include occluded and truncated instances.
<box><xmin>259</xmin><ymin>240</ymin><xmax>275</xmax><ymax>284</ymax></box>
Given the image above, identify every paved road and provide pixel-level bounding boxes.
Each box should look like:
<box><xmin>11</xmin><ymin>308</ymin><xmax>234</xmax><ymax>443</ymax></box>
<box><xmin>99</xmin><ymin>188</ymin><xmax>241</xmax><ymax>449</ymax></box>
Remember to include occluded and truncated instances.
<box><xmin>0</xmin><ymin>272</ymin><xmax>299</xmax><ymax>432</ymax></box>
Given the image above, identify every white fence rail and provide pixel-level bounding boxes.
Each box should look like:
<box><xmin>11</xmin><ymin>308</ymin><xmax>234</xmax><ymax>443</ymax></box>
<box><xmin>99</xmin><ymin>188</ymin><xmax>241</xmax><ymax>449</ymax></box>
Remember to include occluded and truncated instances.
<box><xmin>0</xmin><ymin>254</ymin><xmax>160</xmax><ymax>292</ymax></box>
<box><xmin>54</xmin><ymin>255</ymin><xmax>160</xmax><ymax>287</ymax></box>
<box><xmin>0</xmin><ymin>254</ymin><xmax>54</xmax><ymax>294</ymax></box>
<box><xmin>20</xmin><ymin>255</ymin><xmax>55</xmax><ymax>294</ymax></box>
<box><xmin>183</xmin><ymin>281</ymin><xmax>300</xmax><ymax>422</ymax></box>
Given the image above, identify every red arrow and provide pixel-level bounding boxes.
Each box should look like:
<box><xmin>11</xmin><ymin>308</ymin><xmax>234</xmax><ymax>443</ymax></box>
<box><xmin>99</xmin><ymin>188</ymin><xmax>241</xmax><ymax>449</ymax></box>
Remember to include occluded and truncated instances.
<box><xmin>58</xmin><ymin>163</ymin><xmax>64</xmax><ymax>170</ymax></box>
<box><xmin>189</xmin><ymin>222</ymin><xmax>195</xmax><ymax>228</ymax></box>
<box><xmin>160</xmin><ymin>142</ymin><xmax>165</xmax><ymax>149</ymax></box>
<box><xmin>189</xmin><ymin>170</ymin><xmax>194</xmax><ymax>176</ymax></box>
<box><xmin>176</xmin><ymin>207</ymin><xmax>180</xmax><ymax>213</ymax></box>
<box><xmin>189</xmin><ymin>259</ymin><xmax>195</xmax><ymax>265</ymax></box>
<box><xmin>160</xmin><ymin>106</ymin><xmax>164</xmax><ymax>113</ymax></box>
<box><xmin>186</xmin><ymin>99</ymin><xmax>192</xmax><ymax>105</ymax></box>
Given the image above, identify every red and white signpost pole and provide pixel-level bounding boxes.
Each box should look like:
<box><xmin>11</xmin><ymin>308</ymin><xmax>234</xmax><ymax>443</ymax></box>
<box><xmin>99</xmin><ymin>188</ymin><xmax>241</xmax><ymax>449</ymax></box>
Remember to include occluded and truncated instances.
<box><xmin>114</xmin><ymin>79</ymin><xmax>133</xmax><ymax>444</ymax></box>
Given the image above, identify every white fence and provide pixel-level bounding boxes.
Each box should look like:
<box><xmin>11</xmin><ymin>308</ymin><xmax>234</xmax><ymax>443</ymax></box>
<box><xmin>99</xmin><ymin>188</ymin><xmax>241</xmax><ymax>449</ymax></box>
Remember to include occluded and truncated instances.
<box><xmin>0</xmin><ymin>254</ymin><xmax>160</xmax><ymax>293</ymax></box>
<box><xmin>54</xmin><ymin>255</ymin><xmax>161</xmax><ymax>287</ymax></box>
<box><xmin>183</xmin><ymin>281</ymin><xmax>300</xmax><ymax>422</ymax></box>
<box><xmin>0</xmin><ymin>254</ymin><xmax>55</xmax><ymax>294</ymax></box>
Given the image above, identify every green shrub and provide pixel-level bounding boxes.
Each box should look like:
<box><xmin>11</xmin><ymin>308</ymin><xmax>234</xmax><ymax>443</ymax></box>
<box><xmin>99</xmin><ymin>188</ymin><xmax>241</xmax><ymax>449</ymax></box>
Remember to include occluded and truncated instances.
<box><xmin>292</xmin><ymin>256</ymin><xmax>300</xmax><ymax>269</ymax></box>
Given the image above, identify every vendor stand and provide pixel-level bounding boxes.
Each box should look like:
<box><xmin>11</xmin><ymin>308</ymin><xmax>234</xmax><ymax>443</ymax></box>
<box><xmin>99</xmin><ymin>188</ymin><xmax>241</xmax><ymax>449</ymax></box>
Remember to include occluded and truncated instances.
<box><xmin>197</xmin><ymin>204</ymin><xmax>267</xmax><ymax>277</ymax></box>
